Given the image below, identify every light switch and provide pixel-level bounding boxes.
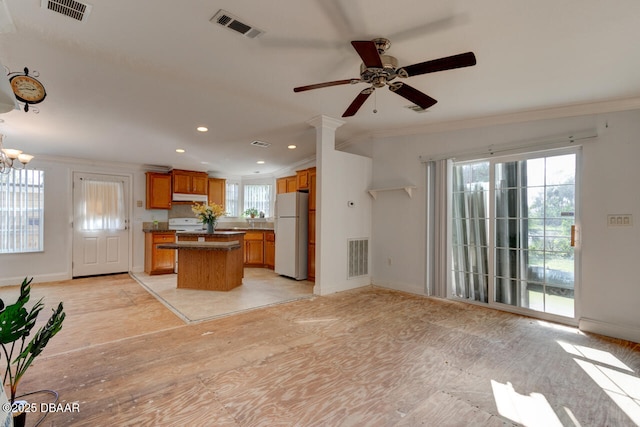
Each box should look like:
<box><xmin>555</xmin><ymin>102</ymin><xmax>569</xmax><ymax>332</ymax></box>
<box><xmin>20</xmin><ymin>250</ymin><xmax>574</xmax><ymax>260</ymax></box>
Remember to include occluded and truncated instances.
<box><xmin>607</xmin><ymin>214</ymin><xmax>633</xmax><ymax>227</ymax></box>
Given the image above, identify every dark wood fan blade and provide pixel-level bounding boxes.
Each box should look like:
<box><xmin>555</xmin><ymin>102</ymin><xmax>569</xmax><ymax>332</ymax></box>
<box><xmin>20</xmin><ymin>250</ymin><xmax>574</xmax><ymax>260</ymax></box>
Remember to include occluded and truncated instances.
<box><xmin>399</xmin><ymin>52</ymin><xmax>476</xmax><ymax>77</ymax></box>
<box><xmin>294</xmin><ymin>79</ymin><xmax>358</xmax><ymax>92</ymax></box>
<box><xmin>389</xmin><ymin>83</ymin><xmax>437</xmax><ymax>109</ymax></box>
<box><xmin>351</xmin><ymin>41</ymin><xmax>383</xmax><ymax>68</ymax></box>
<box><xmin>342</xmin><ymin>89</ymin><xmax>372</xmax><ymax>117</ymax></box>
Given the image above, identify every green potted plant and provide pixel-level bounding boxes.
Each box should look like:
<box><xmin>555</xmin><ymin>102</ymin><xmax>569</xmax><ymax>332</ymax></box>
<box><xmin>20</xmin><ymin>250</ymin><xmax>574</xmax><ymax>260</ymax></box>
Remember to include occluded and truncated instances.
<box><xmin>244</xmin><ymin>208</ymin><xmax>259</xmax><ymax>218</ymax></box>
<box><xmin>0</xmin><ymin>277</ymin><xmax>65</xmax><ymax>427</ymax></box>
<box><xmin>244</xmin><ymin>208</ymin><xmax>258</xmax><ymax>218</ymax></box>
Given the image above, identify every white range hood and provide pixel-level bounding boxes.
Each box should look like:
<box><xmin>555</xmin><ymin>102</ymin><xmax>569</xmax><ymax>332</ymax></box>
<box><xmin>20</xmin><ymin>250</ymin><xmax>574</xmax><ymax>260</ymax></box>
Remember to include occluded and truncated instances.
<box><xmin>172</xmin><ymin>193</ymin><xmax>208</xmax><ymax>203</ymax></box>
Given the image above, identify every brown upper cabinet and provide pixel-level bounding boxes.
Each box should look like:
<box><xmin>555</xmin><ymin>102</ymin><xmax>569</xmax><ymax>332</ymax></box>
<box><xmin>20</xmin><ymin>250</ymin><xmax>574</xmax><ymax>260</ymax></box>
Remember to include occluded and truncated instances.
<box><xmin>146</xmin><ymin>172</ymin><xmax>172</xmax><ymax>209</ymax></box>
<box><xmin>276</xmin><ymin>176</ymin><xmax>297</xmax><ymax>194</ymax></box>
<box><xmin>172</xmin><ymin>169</ymin><xmax>208</xmax><ymax>195</ymax></box>
<box><xmin>296</xmin><ymin>169</ymin><xmax>309</xmax><ymax>190</ymax></box>
<box><xmin>208</xmin><ymin>178</ymin><xmax>226</xmax><ymax>209</ymax></box>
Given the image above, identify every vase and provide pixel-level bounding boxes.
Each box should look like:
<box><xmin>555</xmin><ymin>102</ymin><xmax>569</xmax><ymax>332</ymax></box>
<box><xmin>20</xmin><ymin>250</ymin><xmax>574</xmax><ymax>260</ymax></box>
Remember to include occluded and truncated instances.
<box><xmin>206</xmin><ymin>222</ymin><xmax>215</xmax><ymax>233</ymax></box>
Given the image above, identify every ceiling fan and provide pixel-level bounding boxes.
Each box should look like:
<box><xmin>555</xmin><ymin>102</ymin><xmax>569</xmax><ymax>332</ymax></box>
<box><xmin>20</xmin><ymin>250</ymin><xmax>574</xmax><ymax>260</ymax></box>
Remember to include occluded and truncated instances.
<box><xmin>293</xmin><ymin>38</ymin><xmax>476</xmax><ymax>117</ymax></box>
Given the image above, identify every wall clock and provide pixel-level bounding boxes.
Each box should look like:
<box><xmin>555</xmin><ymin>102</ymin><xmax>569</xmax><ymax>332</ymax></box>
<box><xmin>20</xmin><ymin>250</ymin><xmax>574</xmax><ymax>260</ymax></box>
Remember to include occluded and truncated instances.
<box><xmin>8</xmin><ymin>67</ymin><xmax>46</xmax><ymax>112</ymax></box>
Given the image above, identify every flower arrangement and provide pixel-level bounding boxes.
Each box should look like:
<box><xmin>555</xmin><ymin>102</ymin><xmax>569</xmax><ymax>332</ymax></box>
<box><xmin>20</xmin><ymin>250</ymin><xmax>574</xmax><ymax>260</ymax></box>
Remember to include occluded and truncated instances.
<box><xmin>191</xmin><ymin>202</ymin><xmax>226</xmax><ymax>224</ymax></box>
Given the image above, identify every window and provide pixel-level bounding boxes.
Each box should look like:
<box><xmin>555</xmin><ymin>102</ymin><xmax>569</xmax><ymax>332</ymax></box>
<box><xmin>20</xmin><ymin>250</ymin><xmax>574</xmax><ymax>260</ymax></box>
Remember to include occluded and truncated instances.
<box><xmin>225</xmin><ymin>181</ymin><xmax>239</xmax><ymax>217</ymax></box>
<box><xmin>243</xmin><ymin>184</ymin><xmax>271</xmax><ymax>217</ymax></box>
<box><xmin>0</xmin><ymin>169</ymin><xmax>44</xmax><ymax>253</ymax></box>
<box><xmin>80</xmin><ymin>178</ymin><xmax>125</xmax><ymax>231</ymax></box>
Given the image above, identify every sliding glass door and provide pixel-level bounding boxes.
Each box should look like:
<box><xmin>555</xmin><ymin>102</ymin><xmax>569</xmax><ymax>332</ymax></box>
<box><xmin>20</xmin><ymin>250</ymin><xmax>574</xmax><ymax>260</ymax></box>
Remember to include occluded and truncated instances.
<box><xmin>450</xmin><ymin>150</ymin><xmax>578</xmax><ymax>319</ymax></box>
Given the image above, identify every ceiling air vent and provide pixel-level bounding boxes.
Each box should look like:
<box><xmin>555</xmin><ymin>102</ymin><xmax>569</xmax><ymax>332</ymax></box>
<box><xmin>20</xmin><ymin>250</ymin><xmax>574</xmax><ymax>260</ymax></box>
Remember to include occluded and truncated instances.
<box><xmin>41</xmin><ymin>0</ymin><xmax>92</xmax><ymax>22</ymax></box>
<box><xmin>211</xmin><ymin>9</ymin><xmax>264</xmax><ymax>39</ymax></box>
<box><xmin>251</xmin><ymin>140</ymin><xmax>271</xmax><ymax>148</ymax></box>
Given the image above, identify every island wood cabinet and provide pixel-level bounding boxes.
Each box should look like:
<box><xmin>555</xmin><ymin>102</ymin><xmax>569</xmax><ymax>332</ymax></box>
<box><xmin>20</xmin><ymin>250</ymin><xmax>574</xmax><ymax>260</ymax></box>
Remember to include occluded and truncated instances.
<box><xmin>208</xmin><ymin>177</ymin><xmax>226</xmax><ymax>209</ymax></box>
<box><xmin>145</xmin><ymin>172</ymin><xmax>172</xmax><ymax>210</ymax></box>
<box><xmin>144</xmin><ymin>231</ymin><xmax>176</xmax><ymax>274</ymax></box>
<box><xmin>172</xmin><ymin>169</ymin><xmax>208</xmax><ymax>195</ymax></box>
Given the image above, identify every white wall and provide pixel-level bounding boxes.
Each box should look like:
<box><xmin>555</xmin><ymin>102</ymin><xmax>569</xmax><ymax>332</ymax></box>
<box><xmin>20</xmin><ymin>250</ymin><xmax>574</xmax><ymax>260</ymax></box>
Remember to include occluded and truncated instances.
<box><xmin>314</xmin><ymin>116</ymin><xmax>373</xmax><ymax>295</ymax></box>
<box><xmin>369</xmin><ymin>109</ymin><xmax>640</xmax><ymax>343</ymax></box>
<box><xmin>2</xmin><ymin>158</ymin><xmax>156</xmax><ymax>286</ymax></box>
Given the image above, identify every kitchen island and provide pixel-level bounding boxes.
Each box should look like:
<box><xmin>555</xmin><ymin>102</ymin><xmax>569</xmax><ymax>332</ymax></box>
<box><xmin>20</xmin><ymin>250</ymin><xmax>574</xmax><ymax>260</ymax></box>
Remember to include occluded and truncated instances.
<box><xmin>158</xmin><ymin>237</ymin><xmax>243</xmax><ymax>291</ymax></box>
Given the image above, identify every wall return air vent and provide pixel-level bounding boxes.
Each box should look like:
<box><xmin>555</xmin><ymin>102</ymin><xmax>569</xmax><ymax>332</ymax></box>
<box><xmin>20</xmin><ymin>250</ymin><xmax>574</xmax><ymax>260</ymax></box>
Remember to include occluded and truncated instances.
<box><xmin>211</xmin><ymin>9</ymin><xmax>264</xmax><ymax>39</ymax></box>
<box><xmin>41</xmin><ymin>0</ymin><xmax>92</xmax><ymax>22</ymax></box>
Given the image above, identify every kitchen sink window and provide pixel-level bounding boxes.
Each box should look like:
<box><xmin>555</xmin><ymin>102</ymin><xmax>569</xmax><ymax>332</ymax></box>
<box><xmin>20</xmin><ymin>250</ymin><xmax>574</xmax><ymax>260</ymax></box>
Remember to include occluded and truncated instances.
<box><xmin>0</xmin><ymin>168</ymin><xmax>44</xmax><ymax>253</ymax></box>
<box><xmin>225</xmin><ymin>181</ymin><xmax>239</xmax><ymax>217</ymax></box>
<box><xmin>243</xmin><ymin>183</ymin><xmax>271</xmax><ymax>217</ymax></box>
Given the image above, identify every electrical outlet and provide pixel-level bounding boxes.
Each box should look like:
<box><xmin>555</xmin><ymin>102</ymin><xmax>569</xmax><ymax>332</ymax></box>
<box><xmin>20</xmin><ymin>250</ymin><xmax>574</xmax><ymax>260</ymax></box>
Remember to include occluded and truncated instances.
<box><xmin>607</xmin><ymin>214</ymin><xmax>633</xmax><ymax>227</ymax></box>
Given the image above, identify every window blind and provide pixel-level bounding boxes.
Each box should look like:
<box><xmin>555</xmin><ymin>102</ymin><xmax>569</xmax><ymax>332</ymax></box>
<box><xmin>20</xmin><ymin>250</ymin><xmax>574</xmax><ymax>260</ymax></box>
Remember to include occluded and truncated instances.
<box><xmin>0</xmin><ymin>169</ymin><xmax>44</xmax><ymax>253</ymax></box>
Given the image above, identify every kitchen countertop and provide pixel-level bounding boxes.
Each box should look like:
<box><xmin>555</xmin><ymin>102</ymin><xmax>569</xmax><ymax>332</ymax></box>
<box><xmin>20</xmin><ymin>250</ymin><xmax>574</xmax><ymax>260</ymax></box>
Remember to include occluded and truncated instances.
<box><xmin>175</xmin><ymin>230</ymin><xmax>247</xmax><ymax>237</ymax></box>
<box><xmin>158</xmin><ymin>241</ymin><xmax>241</xmax><ymax>251</ymax></box>
<box><xmin>143</xmin><ymin>228</ymin><xmax>273</xmax><ymax>234</ymax></box>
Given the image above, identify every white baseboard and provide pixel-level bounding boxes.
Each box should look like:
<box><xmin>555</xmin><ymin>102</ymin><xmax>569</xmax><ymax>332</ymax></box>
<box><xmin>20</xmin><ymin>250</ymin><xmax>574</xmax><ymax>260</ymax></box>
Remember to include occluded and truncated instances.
<box><xmin>316</xmin><ymin>276</ymin><xmax>371</xmax><ymax>296</ymax></box>
<box><xmin>371</xmin><ymin>279</ymin><xmax>426</xmax><ymax>296</ymax></box>
<box><xmin>579</xmin><ymin>317</ymin><xmax>640</xmax><ymax>344</ymax></box>
<box><xmin>0</xmin><ymin>272</ymin><xmax>71</xmax><ymax>287</ymax></box>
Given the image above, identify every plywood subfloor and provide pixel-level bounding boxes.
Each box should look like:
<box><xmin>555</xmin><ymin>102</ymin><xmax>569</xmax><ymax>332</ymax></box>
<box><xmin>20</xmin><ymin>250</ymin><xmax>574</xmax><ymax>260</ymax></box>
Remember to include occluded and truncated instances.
<box><xmin>1</xmin><ymin>274</ymin><xmax>638</xmax><ymax>426</ymax></box>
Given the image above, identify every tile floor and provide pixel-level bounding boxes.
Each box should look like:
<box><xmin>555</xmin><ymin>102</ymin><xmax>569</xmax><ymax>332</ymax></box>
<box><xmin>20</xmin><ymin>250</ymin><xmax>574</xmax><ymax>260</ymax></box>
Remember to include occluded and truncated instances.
<box><xmin>131</xmin><ymin>268</ymin><xmax>315</xmax><ymax>323</ymax></box>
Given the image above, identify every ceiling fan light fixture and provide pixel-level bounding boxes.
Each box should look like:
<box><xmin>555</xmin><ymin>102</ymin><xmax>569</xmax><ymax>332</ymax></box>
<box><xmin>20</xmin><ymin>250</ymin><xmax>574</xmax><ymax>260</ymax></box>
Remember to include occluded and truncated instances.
<box><xmin>294</xmin><ymin>38</ymin><xmax>476</xmax><ymax>117</ymax></box>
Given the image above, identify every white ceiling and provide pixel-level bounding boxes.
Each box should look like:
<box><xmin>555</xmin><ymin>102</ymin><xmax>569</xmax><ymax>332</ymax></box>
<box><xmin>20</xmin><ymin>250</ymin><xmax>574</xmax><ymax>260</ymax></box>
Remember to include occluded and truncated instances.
<box><xmin>1</xmin><ymin>0</ymin><xmax>639</xmax><ymax>177</ymax></box>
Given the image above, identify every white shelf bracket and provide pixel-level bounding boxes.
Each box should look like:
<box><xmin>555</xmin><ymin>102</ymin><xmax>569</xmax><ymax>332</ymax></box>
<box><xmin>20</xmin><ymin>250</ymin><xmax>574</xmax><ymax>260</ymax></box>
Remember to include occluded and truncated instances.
<box><xmin>367</xmin><ymin>185</ymin><xmax>416</xmax><ymax>200</ymax></box>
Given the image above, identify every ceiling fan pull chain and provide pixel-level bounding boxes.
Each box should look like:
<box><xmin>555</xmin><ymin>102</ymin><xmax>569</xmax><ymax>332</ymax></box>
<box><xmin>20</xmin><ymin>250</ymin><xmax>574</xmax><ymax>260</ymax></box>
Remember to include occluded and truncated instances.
<box><xmin>373</xmin><ymin>90</ymin><xmax>378</xmax><ymax>114</ymax></box>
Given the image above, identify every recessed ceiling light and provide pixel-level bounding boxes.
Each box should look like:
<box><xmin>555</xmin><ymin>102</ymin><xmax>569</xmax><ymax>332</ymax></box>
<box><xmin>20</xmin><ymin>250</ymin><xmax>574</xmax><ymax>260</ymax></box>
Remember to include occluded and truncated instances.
<box><xmin>176</xmin><ymin>148</ymin><xmax>185</xmax><ymax>153</ymax></box>
<box><xmin>197</xmin><ymin>126</ymin><xmax>208</xmax><ymax>132</ymax></box>
<box><xmin>288</xmin><ymin>144</ymin><xmax>297</xmax><ymax>149</ymax></box>
<box><xmin>256</xmin><ymin>160</ymin><xmax>265</xmax><ymax>164</ymax></box>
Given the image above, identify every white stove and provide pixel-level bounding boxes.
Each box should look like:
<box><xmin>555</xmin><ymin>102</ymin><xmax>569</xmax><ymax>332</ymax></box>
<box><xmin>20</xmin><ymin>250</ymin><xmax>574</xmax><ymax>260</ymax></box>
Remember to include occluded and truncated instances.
<box><xmin>168</xmin><ymin>217</ymin><xmax>205</xmax><ymax>233</ymax></box>
<box><xmin>168</xmin><ymin>218</ymin><xmax>204</xmax><ymax>273</ymax></box>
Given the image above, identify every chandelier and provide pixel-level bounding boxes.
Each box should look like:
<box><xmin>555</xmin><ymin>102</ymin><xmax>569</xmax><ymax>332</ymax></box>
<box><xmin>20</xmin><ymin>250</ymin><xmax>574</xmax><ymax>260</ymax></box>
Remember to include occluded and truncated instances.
<box><xmin>0</xmin><ymin>134</ymin><xmax>33</xmax><ymax>174</ymax></box>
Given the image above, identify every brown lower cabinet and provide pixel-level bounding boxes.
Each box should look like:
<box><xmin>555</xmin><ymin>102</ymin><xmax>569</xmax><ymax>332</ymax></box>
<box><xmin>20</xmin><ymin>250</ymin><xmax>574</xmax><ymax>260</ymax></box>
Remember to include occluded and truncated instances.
<box><xmin>265</xmin><ymin>232</ymin><xmax>275</xmax><ymax>269</ymax></box>
<box><xmin>244</xmin><ymin>232</ymin><xmax>265</xmax><ymax>266</ymax></box>
<box><xmin>244</xmin><ymin>230</ymin><xmax>275</xmax><ymax>268</ymax></box>
<box><xmin>144</xmin><ymin>232</ymin><xmax>176</xmax><ymax>274</ymax></box>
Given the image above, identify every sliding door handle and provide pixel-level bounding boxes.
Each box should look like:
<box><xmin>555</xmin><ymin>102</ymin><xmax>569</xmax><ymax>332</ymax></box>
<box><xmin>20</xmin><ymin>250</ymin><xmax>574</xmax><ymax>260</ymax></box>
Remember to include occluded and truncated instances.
<box><xmin>570</xmin><ymin>225</ymin><xmax>576</xmax><ymax>247</ymax></box>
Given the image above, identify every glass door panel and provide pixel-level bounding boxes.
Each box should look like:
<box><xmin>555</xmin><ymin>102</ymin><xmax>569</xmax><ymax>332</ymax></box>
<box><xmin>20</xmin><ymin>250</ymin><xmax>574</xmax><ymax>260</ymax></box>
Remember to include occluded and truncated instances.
<box><xmin>449</xmin><ymin>151</ymin><xmax>577</xmax><ymax>319</ymax></box>
<box><xmin>451</xmin><ymin>161</ymin><xmax>490</xmax><ymax>303</ymax></box>
<box><xmin>494</xmin><ymin>153</ymin><xmax>576</xmax><ymax>316</ymax></box>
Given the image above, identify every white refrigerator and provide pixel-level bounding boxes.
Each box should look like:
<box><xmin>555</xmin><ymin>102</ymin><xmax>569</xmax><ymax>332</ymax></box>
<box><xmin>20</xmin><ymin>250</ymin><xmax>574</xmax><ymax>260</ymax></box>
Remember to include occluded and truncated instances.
<box><xmin>275</xmin><ymin>191</ymin><xmax>308</xmax><ymax>280</ymax></box>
